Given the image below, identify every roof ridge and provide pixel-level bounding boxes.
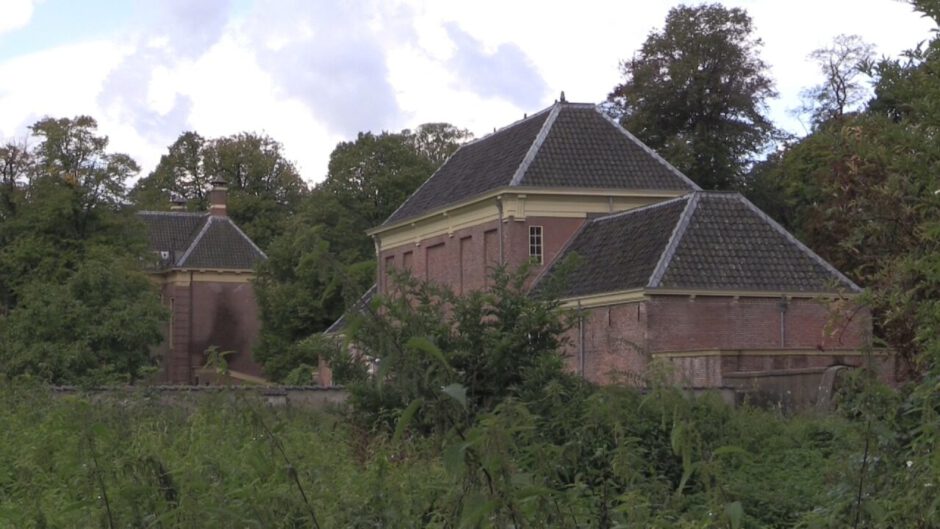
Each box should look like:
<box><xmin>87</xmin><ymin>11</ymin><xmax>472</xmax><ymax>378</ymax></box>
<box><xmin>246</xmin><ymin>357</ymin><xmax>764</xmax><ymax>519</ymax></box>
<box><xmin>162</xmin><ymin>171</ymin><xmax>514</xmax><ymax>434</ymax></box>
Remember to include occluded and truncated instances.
<box><xmin>176</xmin><ymin>216</ymin><xmax>215</xmax><ymax>267</ymax></box>
<box><xmin>509</xmin><ymin>103</ymin><xmax>561</xmax><ymax>186</ymax></box>
<box><xmin>224</xmin><ymin>216</ymin><xmax>268</xmax><ymax>260</ymax></box>
<box><xmin>732</xmin><ymin>194</ymin><xmax>862</xmax><ymax>292</ymax></box>
<box><xmin>591</xmin><ymin>106</ymin><xmax>702</xmax><ymax>191</ymax></box>
<box><xmin>381</xmin><ymin>104</ymin><xmax>556</xmax><ymax>226</ymax></box>
<box><xmin>647</xmin><ymin>192</ymin><xmax>700</xmax><ymax>288</ymax></box>
<box><xmin>454</xmin><ymin>104</ymin><xmax>555</xmax><ymax>149</ymax></box>
<box><xmin>589</xmin><ymin>193</ymin><xmax>690</xmax><ymax>224</ymax></box>
<box><xmin>138</xmin><ymin>210</ymin><xmax>208</xmax><ymax>218</ymax></box>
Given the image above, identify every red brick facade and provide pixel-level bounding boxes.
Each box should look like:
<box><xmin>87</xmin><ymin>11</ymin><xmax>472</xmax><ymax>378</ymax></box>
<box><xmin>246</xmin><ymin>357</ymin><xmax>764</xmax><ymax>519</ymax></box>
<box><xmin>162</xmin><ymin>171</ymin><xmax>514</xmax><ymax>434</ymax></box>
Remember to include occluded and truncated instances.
<box><xmin>379</xmin><ymin>216</ymin><xmax>586</xmax><ymax>292</ymax></box>
<box><xmin>559</xmin><ymin>296</ymin><xmax>885</xmax><ymax>387</ymax></box>
<box><xmin>154</xmin><ymin>273</ymin><xmax>264</xmax><ymax>384</ymax></box>
<box><xmin>364</xmin><ymin>101</ymin><xmax>886</xmax><ymax>397</ymax></box>
<box><xmin>376</xmin><ymin>216</ymin><xmax>884</xmax><ymax>391</ymax></box>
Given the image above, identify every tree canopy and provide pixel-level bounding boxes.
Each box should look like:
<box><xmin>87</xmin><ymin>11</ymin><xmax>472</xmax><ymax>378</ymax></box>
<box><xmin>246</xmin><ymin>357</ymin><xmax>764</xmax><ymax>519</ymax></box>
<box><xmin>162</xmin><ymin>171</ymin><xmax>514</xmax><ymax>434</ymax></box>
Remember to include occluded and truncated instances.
<box><xmin>745</xmin><ymin>2</ymin><xmax>940</xmax><ymax>375</ymax></box>
<box><xmin>608</xmin><ymin>3</ymin><xmax>778</xmax><ymax>190</ymax></box>
<box><xmin>253</xmin><ymin>125</ymin><xmax>470</xmax><ymax>381</ymax></box>
<box><xmin>0</xmin><ymin>116</ymin><xmax>165</xmax><ymax>384</ymax></box>
<box><xmin>131</xmin><ymin>131</ymin><xmax>308</xmax><ymax>250</ymax></box>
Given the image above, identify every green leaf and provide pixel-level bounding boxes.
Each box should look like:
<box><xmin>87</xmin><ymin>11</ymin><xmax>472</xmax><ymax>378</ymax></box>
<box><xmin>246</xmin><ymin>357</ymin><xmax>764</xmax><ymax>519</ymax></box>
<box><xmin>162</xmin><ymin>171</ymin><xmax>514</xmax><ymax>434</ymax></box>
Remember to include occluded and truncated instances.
<box><xmin>459</xmin><ymin>492</ymin><xmax>496</xmax><ymax>529</ymax></box>
<box><xmin>442</xmin><ymin>441</ymin><xmax>469</xmax><ymax>475</ymax></box>
<box><xmin>725</xmin><ymin>501</ymin><xmax>744</xmax><ymax>529</ymax></box>
<box><xmin>392</xmin><ymin>398</ymin><xmax>423</xmax><ymax>443</ymax></box>
<box><xmin>406</xmin><ymin>336</ymin><xmax>451</xmax><ymax>371</ymax></box>
<box><xmin>442</xmin><ymin>383</ymin><xmax>467</xmax><ymax>409</ymax></box>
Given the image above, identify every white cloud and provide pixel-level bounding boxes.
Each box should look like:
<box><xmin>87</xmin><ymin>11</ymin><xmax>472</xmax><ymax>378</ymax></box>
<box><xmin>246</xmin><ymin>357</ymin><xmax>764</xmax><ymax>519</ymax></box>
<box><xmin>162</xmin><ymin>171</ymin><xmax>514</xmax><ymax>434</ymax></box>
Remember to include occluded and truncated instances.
<box><xmin>0</xmin><ymin>39</ymin><xmax>129</xmax><ymax>139</ymax></box>
<box><xmin>0</xmin><ymin>0</ymin><xmax>936</xmax><ymax>187</ymax></box>
<box><xmin>0</xmin><ymin>0</ymin><xmax>38</xmax><ymax>35</ymax></box>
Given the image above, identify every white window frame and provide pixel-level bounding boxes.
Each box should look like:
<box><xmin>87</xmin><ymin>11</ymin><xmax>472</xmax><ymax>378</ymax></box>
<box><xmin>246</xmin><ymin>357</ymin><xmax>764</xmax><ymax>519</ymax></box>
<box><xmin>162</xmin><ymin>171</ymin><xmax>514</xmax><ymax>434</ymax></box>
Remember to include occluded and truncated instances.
<box><xmin>529</xmin><ymin>225</ymin><xmax>544</xmax><ymax>264</ymax></box>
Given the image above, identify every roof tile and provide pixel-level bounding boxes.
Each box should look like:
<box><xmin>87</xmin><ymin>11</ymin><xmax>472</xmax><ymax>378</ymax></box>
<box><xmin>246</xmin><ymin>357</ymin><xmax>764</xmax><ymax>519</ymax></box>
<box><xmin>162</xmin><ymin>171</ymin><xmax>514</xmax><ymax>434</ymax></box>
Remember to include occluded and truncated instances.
<box><xmin>382</xmin><ymin>102</ymin><xmax>697</xmax><ymax>226</ymax></box>
<box><xmin>539</xmin><ymin>193</ymin><xmax>858</xmax><ymax>298</ymax></box>
<box><xmin>137</xmin><ymin>211</ymin><xmax>266</xmax><ymax>271</ymax></box>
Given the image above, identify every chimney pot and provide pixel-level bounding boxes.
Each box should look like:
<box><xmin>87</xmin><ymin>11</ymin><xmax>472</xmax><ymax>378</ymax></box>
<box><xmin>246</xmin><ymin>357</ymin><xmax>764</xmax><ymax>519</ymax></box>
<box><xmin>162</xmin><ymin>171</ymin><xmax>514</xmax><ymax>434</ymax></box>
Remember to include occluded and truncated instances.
<box><xmin>209</xmin><ymin>178</ymin><xmax>228</xmax><ymax>216</ymax></box>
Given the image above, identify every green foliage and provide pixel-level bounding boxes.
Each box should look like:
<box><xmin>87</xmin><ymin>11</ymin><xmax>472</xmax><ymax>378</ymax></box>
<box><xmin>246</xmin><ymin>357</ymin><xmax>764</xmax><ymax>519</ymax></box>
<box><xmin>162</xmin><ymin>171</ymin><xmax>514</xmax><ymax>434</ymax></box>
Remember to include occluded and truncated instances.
<box><xmin>0</xmin><ymin>254</ymin><xmax>165</xmax><ymax>384</ymax></box>
<box><xmin>3</xmin><ymin>375</ymin><xmax>935</xmax><ymax>528</ymax></box>
<box><xmin>338</xmin><ymin>265</ymin><xmax>574</xmax><ymax>434</ymax></box>
<box><xmin>744</xmin><ymin>1</ymin><xmax>940</xmax><ymax>374</ymax></box>
<box><xmin>608</xmin><ymin>3</ymin><xmax>778</xmax><ymax>190</ymax></box>
<box><xmin>131</xmin><ymin>131</ymin><xmax>308</xmax><ymax>250</ymax></box>
<box><xmin>0</xmin><ymin>116</ymin><xmax>166</xmax><ymax>385</ymax></box>
<box><xmin>0</xmin><ymin>384</ymin><xmax>447</xmax><ymax>528</ymax></box>
<box><xmin>254</xmin><ymin>126</ymin><xmax>468</xmax><ymax>381</ymax></box>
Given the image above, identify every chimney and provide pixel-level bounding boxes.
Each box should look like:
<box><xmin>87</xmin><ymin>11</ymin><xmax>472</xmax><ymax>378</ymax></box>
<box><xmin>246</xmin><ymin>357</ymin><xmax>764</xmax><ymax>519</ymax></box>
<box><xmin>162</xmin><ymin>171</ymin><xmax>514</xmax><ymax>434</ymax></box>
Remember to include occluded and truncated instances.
<box><xmin>169</xmin><ymin>193</ymin><xmax>187</xmax><ymax>211</ymax></box>
<box><xmin>208</xmin><ymin>178</ymin><xmax>228</xmax><ymax>216</ymax></box>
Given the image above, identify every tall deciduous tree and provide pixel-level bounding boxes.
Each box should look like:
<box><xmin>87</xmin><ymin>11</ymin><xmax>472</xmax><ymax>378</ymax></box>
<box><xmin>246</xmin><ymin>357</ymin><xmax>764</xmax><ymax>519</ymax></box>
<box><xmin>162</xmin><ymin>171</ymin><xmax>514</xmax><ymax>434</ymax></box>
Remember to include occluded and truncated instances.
<box><xmin>608</xmin><ymin>3</ymin><xmax>778</xmax><ymax>190</ymax></box>
<box><xmin>132</xmin><ymin>132</ymin><xmax>308</xmax><ymax>250</ymax></box>
<box><xmin>799</xmin><ymin>34</ymin><xmax>875</xmax><ymax>127</ymax></box>
<box><xmin>0</xmin><ymin>116</ymin><xmax>166</xmax><ymax>384</ymax></box>
<box><xmin>745</xmin><ymin>1</ymin><xmax>940</xmax><ymax>375</ymax></box>
<box><xmin>254</xmin><ymin>126</ymin><xmax>469</xmax><ymax>381</ymax></box>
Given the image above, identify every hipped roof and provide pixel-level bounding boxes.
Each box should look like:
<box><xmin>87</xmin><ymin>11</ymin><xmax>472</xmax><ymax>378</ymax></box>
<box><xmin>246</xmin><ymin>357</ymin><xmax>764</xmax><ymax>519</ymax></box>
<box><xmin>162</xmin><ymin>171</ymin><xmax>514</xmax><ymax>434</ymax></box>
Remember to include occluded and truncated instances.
<box><xmin>536</xmin><ymin>192</ymin><xmax>860</xmax><ymax>297</ymax></box>
<box><xmin>382</xmin><ymin>102</ymin><xmax>699</xmax><ymax>226</ymax></box>
<box><xmin>137</xmin><ymin>211</ymin><xmax>266</xmax><ymax>270</ymax></box>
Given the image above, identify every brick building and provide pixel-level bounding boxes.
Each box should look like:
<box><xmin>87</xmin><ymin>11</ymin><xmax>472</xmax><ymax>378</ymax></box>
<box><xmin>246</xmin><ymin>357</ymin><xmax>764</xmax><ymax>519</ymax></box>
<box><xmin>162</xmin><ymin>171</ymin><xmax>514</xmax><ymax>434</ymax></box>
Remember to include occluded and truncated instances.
<box><xmin>343</xmin><ymin>100</ymin><xmax>892</xmax><ymax>394</ymax></box>
<box><xmin>138</xmin><ymin>181</ymin><xmax>267</xmax><ymax>384</ymax></box>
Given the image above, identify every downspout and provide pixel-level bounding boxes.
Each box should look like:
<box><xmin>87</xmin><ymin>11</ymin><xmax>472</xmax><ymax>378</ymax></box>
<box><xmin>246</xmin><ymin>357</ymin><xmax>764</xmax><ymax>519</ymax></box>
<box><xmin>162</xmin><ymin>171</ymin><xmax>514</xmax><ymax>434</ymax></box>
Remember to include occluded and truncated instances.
<box><xmin>578</xmin><ymin>300</ymin><xmax>585</xmax><ymax>377</ymax></box>
<box><xmin>779</xmin><ymin>296</ymin><xmax>788</xmax><ymax>347</ymax></box>
<box><xmin>496</xmin><ymin>197</ymin><xmax>505</xmax><ymax>264</ymax></box>
<box><xmin>373</xmin><ymin>235</ymin><xmax>381</xmax><ymax>291</ymax></box>
<box><xmin>188</xmin><ymin>270</ymin><xmax>194</xmax><ymax>384</ymax></box>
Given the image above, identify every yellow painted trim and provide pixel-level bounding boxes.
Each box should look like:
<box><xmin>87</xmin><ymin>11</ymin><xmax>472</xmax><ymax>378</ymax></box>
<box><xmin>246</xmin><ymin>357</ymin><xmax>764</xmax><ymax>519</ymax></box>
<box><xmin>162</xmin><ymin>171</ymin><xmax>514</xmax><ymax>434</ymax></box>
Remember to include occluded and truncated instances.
<box><xmin>377</xmin><ymin>191</ymin><xmax>678</xmax><ymax>251</ymax></box>
<box><xmin>379</xmin><ymin>200</ymin><xmax>500</xmax><ymax>250</ymax></box>
<box><xmin>193</xmin><ymin>368</ymin><xmax>268</xmax><ymax>384</ymax></box>
<box><xmin>648</xmin><ymin>288</ymin><xmax>859</xmax><ymax>299</ymax></box>
<box><xmin>560</xmin><ymin>289</ymin><xmax>646</xmax><ymax>309</ymax></box>
<box><xmin>560</xmin><ymin>287</ymin><xmax>857</xmax><ymax>310</ymax></box>
<box><xmin>155</xmin><ymin>269</ymin><xmax>255</xmax><ymax>285</ymax></box>
<box><xmin>369</xmin><ymin>186</ymin><xmax>686</xmax><ymax>236</ymax></box>
<box><xmin>652</xmin><ymin>349</ymin><xmax>891</xmax><ymax>358</ymax></box>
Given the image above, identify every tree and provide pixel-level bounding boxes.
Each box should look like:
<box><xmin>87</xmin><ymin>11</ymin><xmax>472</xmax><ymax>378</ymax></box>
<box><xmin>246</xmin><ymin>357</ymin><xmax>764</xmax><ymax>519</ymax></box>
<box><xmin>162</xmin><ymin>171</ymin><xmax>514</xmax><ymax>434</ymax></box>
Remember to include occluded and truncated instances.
<box><xmin>254</xmin><ymin>126</ymin><xmax>469</xmax><ymax>381</ymax></box>
<box><xmin>131</xmin><ymin>132</ymin><xmax>308</xmax><ymax>250</ymax></box>
<box><xmin>0</xmin><ymin>116</ymin><xmax>167</xmax><ymax>384</ymax></box>
<box><xmin>608</xmin><ymin>4</ymin><xmax>778</xmax><ymax>190</ymax></box>
<box><xmin>744</xmin><ymin>1</ymin><xmax>940</xmax><ymax>375</ymax></box>
<box><xmin>0</xmin><ymin>254</ymin><xmax>166</xmax><ymax>384</ymax></box>
<box><xmin>403</xmin><ymin>122</ymin><xmax>473</xmax><ymax>166</ymax></box>
<box><xmin>331</xmin><ymin>265</ymin><xmax>574</xmax><ymax>433</ymax></box>
<box><xmin>131</xmin><ymin>131</ymin><xmax>208</xmax><ymax>209</ymax></box>
<box><xmin>799</xmin><ymin>34</ymin><xmax>875</xmax><ymax>127</ymax></box>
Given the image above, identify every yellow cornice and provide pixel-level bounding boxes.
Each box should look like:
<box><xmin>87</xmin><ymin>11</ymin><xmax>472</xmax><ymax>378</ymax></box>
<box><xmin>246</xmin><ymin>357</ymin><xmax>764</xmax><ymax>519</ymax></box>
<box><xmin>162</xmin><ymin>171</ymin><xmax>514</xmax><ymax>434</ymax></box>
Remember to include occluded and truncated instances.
<box><xmin>375</xmin><ymin>189</ymin><xmax>683</xmax><ymax>251</ymax></box>
<box><xmin>153</xmin><ymin>269</ymin><xmax>256</xmax><ymax>285</ymax></box>
<box><xmin>559</xmin><ymin>287</ymin><xmax>858</xmax><ymax>310</ymax></box>
<box><xmin>647</xmin><ymin>288</ymin><xmax>860</xmax><ymax>299</ymax></box>
<box><xmin>560</xmin><ymin>289</ymin><xmax>646</xmax><ymax>309</ymax></box>
<box><xmin>652</xmin><ymin>348</ymin><xmax>890</xmax><ymax>358</ymax></box>
<box><xmin>368</xmin><ymin>187</ymin><xmax>686</xmax><ymax>237</ymax></box>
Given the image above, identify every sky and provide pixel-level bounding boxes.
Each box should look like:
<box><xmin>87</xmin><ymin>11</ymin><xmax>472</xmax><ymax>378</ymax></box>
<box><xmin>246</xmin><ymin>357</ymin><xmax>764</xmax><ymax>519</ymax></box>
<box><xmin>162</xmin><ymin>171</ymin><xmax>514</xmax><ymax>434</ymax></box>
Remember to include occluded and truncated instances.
<box><xmin>0</xmin><ymin>0</ymin><xmax>935</xmax><ymax>185</ymax></box>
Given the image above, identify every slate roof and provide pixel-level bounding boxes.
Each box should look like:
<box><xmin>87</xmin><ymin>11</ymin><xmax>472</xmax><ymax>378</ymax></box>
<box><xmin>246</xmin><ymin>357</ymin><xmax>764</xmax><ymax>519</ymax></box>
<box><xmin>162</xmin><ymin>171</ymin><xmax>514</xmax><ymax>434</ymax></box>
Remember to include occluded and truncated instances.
<box><xmin>137</xmin><ymin>211</ymin><xmax>266</xmax><ymax>270</ymax></box>
<box><xmin>325</xmin><ymin>284</ymin><xmax>377</xmax><ymax>335</ymax></box>
<box><xmin>382</xmin><ymin>102</ymin><xmax>699</xmax><ymax>226</ymax></box>
<box><xmin>536</xmin><ymin>192</ymin><xmax>860</xmax><ymax>298</ymax></box>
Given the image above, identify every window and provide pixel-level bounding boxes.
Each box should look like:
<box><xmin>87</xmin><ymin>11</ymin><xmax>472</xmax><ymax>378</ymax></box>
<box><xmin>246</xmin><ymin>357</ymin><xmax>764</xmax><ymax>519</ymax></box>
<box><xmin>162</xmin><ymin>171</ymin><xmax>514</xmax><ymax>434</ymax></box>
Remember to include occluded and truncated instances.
<box><xmin>529</xmin><ymin>225</ymin><xmax>543</xmax><ymax>264</ymax></box>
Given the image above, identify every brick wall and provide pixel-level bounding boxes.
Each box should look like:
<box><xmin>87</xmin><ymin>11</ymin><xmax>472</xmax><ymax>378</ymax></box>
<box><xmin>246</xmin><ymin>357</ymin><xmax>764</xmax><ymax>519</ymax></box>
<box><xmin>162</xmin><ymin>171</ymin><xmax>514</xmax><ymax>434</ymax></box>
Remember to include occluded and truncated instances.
<box><xmin>646</xmin><ymin>296</ymin><xmax>870</xmax><ymax>353</ymax></box>
<box><xmin>158</xmin><ymin>275</ymin><xmax>263</xmax><ymax>384</ymax></box>
<box><xmin>561</xmin><ymin>302</ymin><xmax>649</xmax><ymax>385</ymax></box>
<box><xmin>559</xmin><ymin>295</ymin><xmax>881</xmax><ymax>388</ymax></box>
<box><xmin>378</xmin><ymin>216</ymin><xmax>586</xmax><ymax>294</ymax></box>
